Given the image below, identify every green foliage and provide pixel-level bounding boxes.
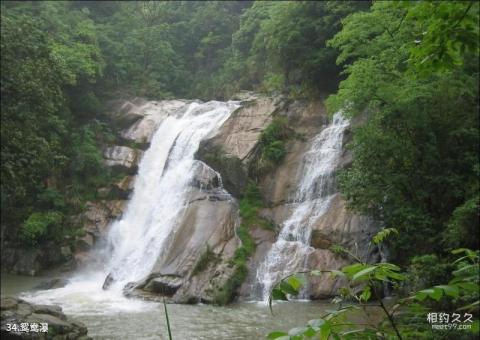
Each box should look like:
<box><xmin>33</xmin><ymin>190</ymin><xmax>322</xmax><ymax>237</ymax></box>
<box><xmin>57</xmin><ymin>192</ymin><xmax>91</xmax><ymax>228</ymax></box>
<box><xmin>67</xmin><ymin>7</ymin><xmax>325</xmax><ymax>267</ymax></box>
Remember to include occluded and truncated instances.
<box><xmin>213</xmin><ymin>264</ymin><xmax>248</xmax><ymax>306</ymax></box>
<box><xmin>20</xmin><ymin>211</ymin><xmax>63</xmax><ymax>246</ymax></box>
<box><xmin>411</xmin><ymin>249</ymin><xmax>479</xmax><ymax>312</ymax></box>
<box><xmin>267</xmin><ymin>244</ymin><xmax>479</xmax><ymax>340</ymax></box>
<box><xmin>1</xmin><ymin>3</ymin><xmax>114</xmax><ymax>246</ymax></box>
<box><xmin>232</xmin><ymin>1</ymin><xmax>369</xmax><ymax>96</ymax></box>
<box><xmin>214</xmin><ymin>182</ymin><xmax>273</xmax><ymax>305</ymax></box>
<box><xmin>444</xmin><ymin>195</ymin><xmax>480</xmax><ymax>250</ymax></box>
<box><xmin>35</xmin><ymin>0</ymin><xmax>366</xmax><ymax>100</ymax></box>
<box><xmin>406</xmin><ymin>254</ymin><xmax>451</xmax><ymax>292</ymax></box>
<box><xmin>250</xmin><ymin>117</ymin><xmax>293</xmax><ymax>177</ymax></box>
<box><xmin>400</xmin><ymin>2</ymin><xmax>479</xmax><ymax>74</ymax></box>
<box><xmin>372</xmin><ymin>228</ymin><xmax>398</xmax><ymax>245</ymax></box>
<box><xmin>327</xmin><ymin>1</ymin><xmax>479</xmax><ymax>264</ymax></box>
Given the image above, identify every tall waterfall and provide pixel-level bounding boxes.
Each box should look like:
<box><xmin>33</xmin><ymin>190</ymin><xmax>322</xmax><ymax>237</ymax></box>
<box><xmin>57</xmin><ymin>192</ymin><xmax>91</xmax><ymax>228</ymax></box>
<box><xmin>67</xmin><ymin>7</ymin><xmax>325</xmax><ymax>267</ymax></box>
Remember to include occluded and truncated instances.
<box><xmin>255</xmin><ymin>113</ymin><xmax>349</xmax><ymax>301</ymax></box>
<box><xmin>21</xmin><ymin>100</ymin><xmax>238</xmax><ymax>313</ymax></box>
<box><xmin>103</xmin><ymin>100</ymin><xmax>238</xmax><ymax>287</ymax></box>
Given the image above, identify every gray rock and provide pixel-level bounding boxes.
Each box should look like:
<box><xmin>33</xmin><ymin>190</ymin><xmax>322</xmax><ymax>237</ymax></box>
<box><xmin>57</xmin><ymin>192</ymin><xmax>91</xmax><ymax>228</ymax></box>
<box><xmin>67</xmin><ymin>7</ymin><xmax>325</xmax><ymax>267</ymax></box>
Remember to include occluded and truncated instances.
<box><xmin>34</xmin><ymin>278</ymin><xmax>69</xmax><ymax>290</ymax></box>
<box><xmin>143</xmin><ymin>276</ymin><xmax>182</xmax><ymax>296</ymax></box>
<box><xmin>111</xmin><ymin>176</ymin><xmax>135</xmax><ymax>199</ymax></box>
<box><xmin>0</xmin><ymin>297</ymin><xmax>18</xmax><ymax>310</ymax></box>
<box><xmin>102</xmin><ymin>273</ymin><xmax>114</xmax><ymax>290</ymax></box>
<box><xmin>82</xmin><ymin>201</ymin><xmax>111</xmax><ymax>238</ymax></box>
<box><xmin>75</xmin><ymin>234</ymin><xmax>94</xmax><ymax>252</ymax></box>
<box><xmin>26</xmin><ymin>313</ymin><xmax>73</xmax><ymax>332</ymax></box>
<box><xmin>11</xmin><ymin>249</ymin><xmax>41</xmax><ymax>276</ymax></box>
<box><xmin>310</xmin><ymin>231</ymin><xmax>333</xmax><ymax>249</ymax></box>
<box><xmin>120</xmin><ymin>100</ymin><xmax>190</xmax><ymax>144</ymax></box>
<box><xmin>60</xmin><ymin>247</ymin><xmax>72</xmax><ymax>259</ymax></box>
<box><xmin>32</xmin><ymin>305</ymin><xmax>65</xmax><ymax>321</ymax></box>
<box><xmin>15</xmin><ymin>303</ymin><xmax>33</xmax><ymax>318</ymax></box>
<box><xmin>103</xmin><ymin>146</ymin><xmax>143</xmax><ymax>174</ymax></box>
<box><xmin>1</xmin><ymin>296</ymin><xmax>91</xmax><ymax>339</ymax></box>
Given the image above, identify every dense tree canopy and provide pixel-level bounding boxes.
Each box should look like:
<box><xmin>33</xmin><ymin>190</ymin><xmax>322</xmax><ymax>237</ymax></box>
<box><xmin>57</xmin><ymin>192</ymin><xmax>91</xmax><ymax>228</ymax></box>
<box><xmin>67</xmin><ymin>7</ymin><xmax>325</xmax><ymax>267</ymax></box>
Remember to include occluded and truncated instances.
<box><xmin>326</xmin><ymin>1</ymin><xmax>479</xmax><ymax>263</ymax></box>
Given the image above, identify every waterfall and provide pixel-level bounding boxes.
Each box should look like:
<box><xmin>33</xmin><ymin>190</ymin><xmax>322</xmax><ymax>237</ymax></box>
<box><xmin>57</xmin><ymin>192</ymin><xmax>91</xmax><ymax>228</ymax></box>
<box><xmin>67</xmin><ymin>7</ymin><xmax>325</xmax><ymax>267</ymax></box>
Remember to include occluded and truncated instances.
<box><xmin>255</xmin><ymin>112</ymin><xmax>349</xmax><ymax>301</ymax></box>
<box><xmin>21</xmin><ymin>100</ymin><xmax>238</xmax><ymax>313</ymax></box>
<box><xmin>102</xmin><ymin>100</ymin><xmax>238</xmax><ymax>287</ymax></box>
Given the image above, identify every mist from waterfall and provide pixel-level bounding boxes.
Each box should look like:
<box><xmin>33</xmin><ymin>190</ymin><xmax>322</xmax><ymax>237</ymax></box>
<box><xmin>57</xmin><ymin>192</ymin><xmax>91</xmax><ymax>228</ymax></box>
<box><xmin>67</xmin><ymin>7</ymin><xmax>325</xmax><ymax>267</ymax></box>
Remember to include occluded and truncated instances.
<box><xmin>255</xmin><ymin>112</ymin><xmax>349</xmax><ymax>301</ymax></box>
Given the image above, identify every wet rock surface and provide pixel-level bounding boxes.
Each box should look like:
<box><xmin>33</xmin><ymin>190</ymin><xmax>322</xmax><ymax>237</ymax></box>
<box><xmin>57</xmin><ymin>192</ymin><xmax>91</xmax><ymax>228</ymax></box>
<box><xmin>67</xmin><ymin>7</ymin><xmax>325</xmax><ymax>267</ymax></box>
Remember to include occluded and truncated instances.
<box><xmin>1</xmin><ymin>296</ymin><xmax>91</xmax><ymax>340</ymax></box>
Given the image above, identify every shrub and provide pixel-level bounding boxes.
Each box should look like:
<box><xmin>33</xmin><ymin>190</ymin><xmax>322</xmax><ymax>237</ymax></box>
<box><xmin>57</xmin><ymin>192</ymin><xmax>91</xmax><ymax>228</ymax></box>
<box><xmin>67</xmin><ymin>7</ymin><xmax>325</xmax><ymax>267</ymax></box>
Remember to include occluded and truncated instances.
<box><xmin>250</xmin><ymin>117</ymin><xmax>293</xmax><ymax>176</ymax></box>
<box><xmin>405</xmin><ymin>254</ymin><xmax>452</xmax><ymax>292</ymax></box>
<box><xmin>20</xmin><ymin>211</ymin><xmax>63</xmax><ymax>246</ymax></box>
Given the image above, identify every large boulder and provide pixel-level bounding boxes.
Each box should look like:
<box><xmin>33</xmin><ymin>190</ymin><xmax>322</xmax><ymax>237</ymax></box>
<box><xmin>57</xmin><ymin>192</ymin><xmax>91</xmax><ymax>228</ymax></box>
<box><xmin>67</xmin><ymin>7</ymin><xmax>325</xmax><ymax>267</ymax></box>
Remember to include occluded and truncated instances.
<box><xmin>104</xmin><ymin>97</ymin><xmax>150</xmax><ymax>129</ymax></box>
<box><xmin>143</xmin><ymin>275</ymin><xmax>183</xmax><ymax>296</ymax></box>
<box><xmin>0</xmin><ymin>296</ymin><xmax>91</xmax><ymax>339</ymax></box>
<box><xmin>207</xmin><ymin>96</ymin><xmax>277</xmax><ymax>160</ymax></box>
<box><xmin>196</xmin><ymin>96</ymin><xmax>281</xmax><ymax>197</ymax></box>
<box><xmin>119</xmin><ymin>99</ymin><xmax>191</xmax><ymax>145</ymax></box>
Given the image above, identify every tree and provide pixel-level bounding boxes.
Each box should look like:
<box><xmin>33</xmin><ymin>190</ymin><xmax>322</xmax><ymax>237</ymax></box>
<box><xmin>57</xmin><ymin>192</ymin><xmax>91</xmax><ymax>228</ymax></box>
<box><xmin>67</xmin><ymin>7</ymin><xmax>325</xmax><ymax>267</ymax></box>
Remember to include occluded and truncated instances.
<box><xmin>326</xmin><ymin>1</ymin><xmax>479</xmax><ymax>262</ymax></box>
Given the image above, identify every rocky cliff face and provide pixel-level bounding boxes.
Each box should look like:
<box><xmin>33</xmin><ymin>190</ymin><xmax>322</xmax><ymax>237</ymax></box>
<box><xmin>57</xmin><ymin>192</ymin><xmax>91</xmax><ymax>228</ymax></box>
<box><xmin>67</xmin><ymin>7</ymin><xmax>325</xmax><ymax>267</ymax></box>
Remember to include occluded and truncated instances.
<box><xmin>12</xmin><ymin>94</ymin><xmax>378</xmax><ymax>303</ymax></box>
<box><xmin>195</xmin><ymin>94</ymin><xmax>380</xmax><ymax>300</ymax></box>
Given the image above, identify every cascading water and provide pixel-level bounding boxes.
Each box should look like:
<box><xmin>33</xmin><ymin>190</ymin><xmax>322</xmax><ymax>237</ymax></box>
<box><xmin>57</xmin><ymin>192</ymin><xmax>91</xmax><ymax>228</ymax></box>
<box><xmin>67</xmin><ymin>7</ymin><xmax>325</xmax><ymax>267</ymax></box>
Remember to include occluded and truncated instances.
<box><xmin>103</xmin><ymin>100</ymin><xmax>238</xmax><ymax>287</ymax></box>
<box><xmin>21</xmin><ymin>100</ymin><xmax>239</xmax><ymax>314</ymax></box>
<box><xmin>255</xmin><ymin>112</ymin><xmax>349</xmax><ymax>301</ymax></box>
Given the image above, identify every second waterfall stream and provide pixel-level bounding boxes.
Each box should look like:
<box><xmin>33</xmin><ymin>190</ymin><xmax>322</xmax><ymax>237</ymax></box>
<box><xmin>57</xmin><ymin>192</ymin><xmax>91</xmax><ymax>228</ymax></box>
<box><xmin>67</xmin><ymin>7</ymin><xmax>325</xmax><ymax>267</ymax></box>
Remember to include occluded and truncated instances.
<box><xmin>255</xmin><ymin>112</ymin><xmax>349</xmax><ymax>301</ymax></box>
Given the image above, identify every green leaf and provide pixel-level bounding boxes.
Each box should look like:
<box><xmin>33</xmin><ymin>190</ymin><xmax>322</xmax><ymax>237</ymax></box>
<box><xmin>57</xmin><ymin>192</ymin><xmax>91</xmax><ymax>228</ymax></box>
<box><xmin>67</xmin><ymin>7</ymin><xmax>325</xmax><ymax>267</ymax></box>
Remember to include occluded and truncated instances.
<box><xmin>470</xmin><ymin>320</ymin><xmax>479</xmax><ymax>334</ymax></box>
<box><xmin>359</xmin><ymin>285</ymin><xmax>372</xmax><ymax>302</ymax></box>
<box><xmin>372</xmin><ymin>228</ymin><xmax>398</xmax><ymax>245</ymax></box>
<box><xmin>417</xmin><ymin>287</ymin><xmax>443</xmax><ymax>301</ymax></box>
<box><xmin>280</xmin><ymin>281</ymin><xmax>299</xmax><ymax>296</ymax></box>
<box><xmin>414</xmin><ymin>291</ymin><xmax>428</xmax><ymax>301</ymax></box>
<box><xmin>434</xmin><ymin>285</ymin><xmax>459</xmax><ymax>298</ymax></box>
<box><xmin>272</xmin><ymin>288</ymin><xmax>288</xmax><ymax>301</ymax></box>
<box><xmin>454</xmin><ymin>282</ymin><xmax>479</xmax><ymax>293</ymax></box>
<box><xmin>329</xmin><ymin>270</ymin><xmax>346</xmax><ymax>278</ymax></box>
<box><xmin>351</xmin><ymin>266</ymin><xmax>376</xmax><ymax>281</ymax></box>
<box><xmin>319</xmin><ymin>321</ymin><xmax>331</xmax><ymax>340</ymax></box>
<box><xmin>451</xmin><ymin>248</ymin><xmax>475</xmax><ymax>256</ymax></box>
<box><xmin>286</xmin><ymin>275</ymin><xmax>304</xmax><ymax>291</ymax></box>
<box><xmin>303</xmin><ymin>327</ymin><xmax>317</xmax><ymax>337</ymax></box>
<box><xmin>267</xmin><ymin>331</ymin><xmax>289</xmax><ymax>339</ymax></box>
<box><xmin>342</xmin><ymin>263</ymin><xmax>368</xmax><ymax>277</ymax></box>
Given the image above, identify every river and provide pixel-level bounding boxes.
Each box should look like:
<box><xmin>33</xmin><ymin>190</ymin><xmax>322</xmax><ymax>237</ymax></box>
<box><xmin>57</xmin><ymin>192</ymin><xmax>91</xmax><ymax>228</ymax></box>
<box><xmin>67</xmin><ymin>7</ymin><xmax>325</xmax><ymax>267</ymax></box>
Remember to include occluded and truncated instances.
<box><xmin>2</xmin><ymin>273</ymin><xmax>338</xmax><ymax>340</ymax></box>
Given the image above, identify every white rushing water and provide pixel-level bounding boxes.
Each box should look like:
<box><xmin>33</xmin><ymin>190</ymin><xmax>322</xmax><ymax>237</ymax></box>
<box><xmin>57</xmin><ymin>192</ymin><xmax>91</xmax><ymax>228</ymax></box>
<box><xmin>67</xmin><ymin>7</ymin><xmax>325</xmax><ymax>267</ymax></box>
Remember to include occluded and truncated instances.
<box><xmin>22</xmin><ymin>100</ymin><xmax>238</xmax><ymax>314</ymax></box>
<box><xmin>255</xmin><ymin>112</ymin><xmax>349</xmax><ymax>301</ymax></box>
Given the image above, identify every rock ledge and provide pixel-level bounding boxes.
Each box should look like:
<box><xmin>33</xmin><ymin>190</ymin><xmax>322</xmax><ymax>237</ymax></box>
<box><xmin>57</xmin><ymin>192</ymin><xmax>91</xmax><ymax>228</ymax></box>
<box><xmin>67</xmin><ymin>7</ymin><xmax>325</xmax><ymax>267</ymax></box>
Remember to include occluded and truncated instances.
<box><xmin>1</xmin><ymin>296</ymin><xmax>91</xmax><ymax>340</ymax></box>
